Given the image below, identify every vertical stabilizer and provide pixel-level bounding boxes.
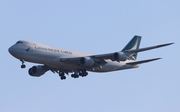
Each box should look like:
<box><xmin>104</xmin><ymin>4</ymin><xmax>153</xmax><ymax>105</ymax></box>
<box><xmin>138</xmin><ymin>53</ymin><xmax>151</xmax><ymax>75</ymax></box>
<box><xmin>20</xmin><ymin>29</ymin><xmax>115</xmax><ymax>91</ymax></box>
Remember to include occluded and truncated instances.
<box><xmin>121</xmin><ymin>35</ymin><xmax>142</xmax><ymax>60</ymax></box>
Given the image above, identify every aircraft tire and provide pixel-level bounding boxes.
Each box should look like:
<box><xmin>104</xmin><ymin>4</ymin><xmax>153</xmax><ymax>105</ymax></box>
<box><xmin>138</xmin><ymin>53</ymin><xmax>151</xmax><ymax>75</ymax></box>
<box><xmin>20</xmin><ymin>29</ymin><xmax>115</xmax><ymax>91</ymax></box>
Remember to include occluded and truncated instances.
<box><xmin>71</xmin><ymin>74</ymin><xmax>79</xmax><ymax>78</ymax></box>
<box><xmin>60</xmin><ymin>76</ymin><xmax>66</xmax><ymax>80</ymax></box>
<box><xmin>21</xmin><ymin>64</ymin><xmax>26</xmax><ymax>68</ymax></box>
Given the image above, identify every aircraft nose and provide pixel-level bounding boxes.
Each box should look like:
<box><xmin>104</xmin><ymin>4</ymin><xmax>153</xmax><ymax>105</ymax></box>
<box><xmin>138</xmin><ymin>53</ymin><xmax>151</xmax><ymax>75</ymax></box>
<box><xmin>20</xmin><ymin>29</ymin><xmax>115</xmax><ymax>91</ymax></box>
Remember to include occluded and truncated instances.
<box><xmin>8</xmin><ymin>46</ymin><xmax>15</xmax><ymax>55</ymax></box>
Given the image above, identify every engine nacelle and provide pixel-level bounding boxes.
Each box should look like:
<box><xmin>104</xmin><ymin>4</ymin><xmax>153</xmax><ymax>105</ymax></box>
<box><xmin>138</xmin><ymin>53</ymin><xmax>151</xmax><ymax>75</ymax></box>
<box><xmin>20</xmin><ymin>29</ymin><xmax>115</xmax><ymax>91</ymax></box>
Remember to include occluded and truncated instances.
<box><xmin>113</xmin><ymin>52</ymin><xmax>127</xmax><ymax>61</ymax></box>
<box><xmin>28</xmin><ymin>66</ymin><xmax>47</xmax><ymax>77</ymax></box>
<box><xmin>79</xmin><ymin>57</ymin><xmax>94</xmax><ymax>67</ymax></box>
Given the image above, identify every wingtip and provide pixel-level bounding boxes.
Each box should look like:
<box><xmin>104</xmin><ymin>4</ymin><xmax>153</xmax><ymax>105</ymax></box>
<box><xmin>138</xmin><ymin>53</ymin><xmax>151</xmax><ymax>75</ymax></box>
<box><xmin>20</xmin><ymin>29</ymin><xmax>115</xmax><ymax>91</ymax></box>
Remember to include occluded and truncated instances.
<box><xmin>156</xmin><ymin>58</ymin><xmax>162</xmax><ymax>60</ymax></box>
<box><xmin>153</xmin><ymin>58</ymin><xmax>162</xmax><ymax>61</ymax></box>
<box><xmin>168</xmin><ymin>42</ymin><xmax>174</xmax><ymax>45</ymax></box>
<box><xmin>165</xmin><ymin>42</ymin><xmax>174</xmax><ymax>46</ymax></box>
<box><xmin>157</xmin><ymin>42</ymin><xmax>174</xmax><ymax>48</ymax></box>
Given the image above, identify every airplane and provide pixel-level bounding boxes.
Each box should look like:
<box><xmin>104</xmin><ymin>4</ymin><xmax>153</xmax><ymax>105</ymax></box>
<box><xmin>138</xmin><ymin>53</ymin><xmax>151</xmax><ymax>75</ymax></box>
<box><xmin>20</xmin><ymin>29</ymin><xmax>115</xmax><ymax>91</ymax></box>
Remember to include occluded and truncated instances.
<box><xmin>8</xmin><ymin>36</ymin><xmax>173</xmax><ymax>80</ymax></box>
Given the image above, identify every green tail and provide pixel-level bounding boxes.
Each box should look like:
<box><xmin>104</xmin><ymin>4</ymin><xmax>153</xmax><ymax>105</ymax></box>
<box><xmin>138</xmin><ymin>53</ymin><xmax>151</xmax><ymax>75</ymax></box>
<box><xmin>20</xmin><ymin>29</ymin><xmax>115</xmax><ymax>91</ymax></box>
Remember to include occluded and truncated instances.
<box><xmin>121</xmin><ymin>35</ymin><xmax>142</xmax><ymax>60</ymax></box>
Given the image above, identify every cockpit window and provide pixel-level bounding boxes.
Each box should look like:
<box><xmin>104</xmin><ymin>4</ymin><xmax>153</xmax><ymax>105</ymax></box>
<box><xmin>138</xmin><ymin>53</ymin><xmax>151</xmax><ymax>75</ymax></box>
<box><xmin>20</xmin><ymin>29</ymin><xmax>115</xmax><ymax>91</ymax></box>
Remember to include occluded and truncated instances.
<box><xmin>16</xmin><ymin>41</ymin><xmax>23</xmax><ymax>44</ymax></box>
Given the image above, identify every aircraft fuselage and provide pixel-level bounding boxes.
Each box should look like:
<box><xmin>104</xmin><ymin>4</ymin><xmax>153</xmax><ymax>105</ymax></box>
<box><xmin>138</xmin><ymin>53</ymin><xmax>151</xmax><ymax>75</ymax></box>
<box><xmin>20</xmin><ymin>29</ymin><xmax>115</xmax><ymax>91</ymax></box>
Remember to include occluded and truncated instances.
<box><xmin>9</xmin><ymin>40</ymin><xmax>138</xmax><ymax>73</ymax></box>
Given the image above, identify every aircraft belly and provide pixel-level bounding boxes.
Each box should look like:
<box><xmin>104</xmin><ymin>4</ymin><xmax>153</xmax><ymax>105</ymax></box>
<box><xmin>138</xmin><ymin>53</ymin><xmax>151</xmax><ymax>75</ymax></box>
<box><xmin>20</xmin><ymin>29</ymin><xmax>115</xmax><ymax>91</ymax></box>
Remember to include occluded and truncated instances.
<box><xmin>48</xmin><ymin>62</ymin><xmax>80</xmax><ymax>70</ymax></box>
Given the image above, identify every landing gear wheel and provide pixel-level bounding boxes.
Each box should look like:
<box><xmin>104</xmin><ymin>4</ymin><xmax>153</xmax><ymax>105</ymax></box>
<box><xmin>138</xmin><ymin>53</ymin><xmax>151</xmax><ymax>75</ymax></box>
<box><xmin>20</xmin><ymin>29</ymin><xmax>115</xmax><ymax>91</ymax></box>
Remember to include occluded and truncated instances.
<box><xmin>21</xmin><ymin>64</ymin><xmax>26</xmax><ymax>68</ymax></box>
<box><xmin>79</xmin><ymin>73</ymin><xmax>83</xmax><ymax>77</ymax></box>
<box><xmin>59</xmin><ymin>72</ymin><xmax>66</xmax><ymax>80</ymax></box>
<box><xmin>60</xmin><ymin>76</ymin><xmax>66</xmax><ymax>80</ymax></box>
<box><xmin>71</xmin><ymin>74</ymin><xmax>79</xmax><ymax>78</ymax></box>
<box><xmin>71</xmin><ymin>74</ymin><xmax>74</xmax><ymax>78</ymax></box>
<box><xmin>75</xmin><ymin>75</ymin><xmax>79</xmax><ymax>78</ymax></box>
<box><xmin>81</xmin><ymin>71</ymin><xmax>88</xmax><ymax>77</ymax></box>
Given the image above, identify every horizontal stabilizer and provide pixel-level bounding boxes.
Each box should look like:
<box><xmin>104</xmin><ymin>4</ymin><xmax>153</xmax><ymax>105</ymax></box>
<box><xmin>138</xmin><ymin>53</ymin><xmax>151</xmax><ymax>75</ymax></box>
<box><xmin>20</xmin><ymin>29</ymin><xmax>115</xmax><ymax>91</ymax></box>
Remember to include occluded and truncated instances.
<box><xmin>125</xmin><ymin>43</ymin><xmax>174</xmax><ymax>53</ymax></box>
<box><xmin>126</xmin><ymin>58</ymin><xmax>161</xmax><ymax>65</ymax></box>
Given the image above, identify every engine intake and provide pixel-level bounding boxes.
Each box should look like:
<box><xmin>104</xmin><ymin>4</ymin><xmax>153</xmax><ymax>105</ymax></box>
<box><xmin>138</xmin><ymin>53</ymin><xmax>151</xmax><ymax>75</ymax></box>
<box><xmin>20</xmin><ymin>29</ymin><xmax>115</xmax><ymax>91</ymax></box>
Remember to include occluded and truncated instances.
<box><xmin>79</xmin><ymin>57</ymin><xmax>94</xmax><ymax>67</ymax></box>
<box><xmin>28</xmin><ymin>65</ymin><xmax>47</xmax><ymax>77</ymax></box>
<box><xmin>113</xmin><ymin>52</ymin><xmax>127</xmax><ymax>61</ymax></box>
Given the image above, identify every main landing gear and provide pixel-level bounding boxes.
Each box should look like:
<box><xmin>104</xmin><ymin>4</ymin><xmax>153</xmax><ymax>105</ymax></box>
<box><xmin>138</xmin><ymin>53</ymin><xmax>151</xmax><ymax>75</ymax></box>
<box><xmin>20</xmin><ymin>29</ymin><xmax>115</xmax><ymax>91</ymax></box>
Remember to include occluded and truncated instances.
<box><xmin>59</xmin><ymin>70</ymin><xmax>88</xmax><ymax>80</ymax></box>
<box><xmin>59</xmin><ymin>72</ymin><xmax>66</xmax><ymax>80</ymax></box>
<box><xmin>71</xmin><ymin>73</ymin><xmax>79</xmax><ymax>78</ymax></box>
<box><xmin>71</xmin><ymin>70</ymin><xmax>88</xmax><ymax>79</ymax></box>
<box><xmin>20</xmin><ymin>60</ymin><xmax>26</xmax><ymax>69</ymax></box>
<box><xmin>77</xmin><ymin>70</ymin><xmax>88</xmax><ymax>77</ymax></box>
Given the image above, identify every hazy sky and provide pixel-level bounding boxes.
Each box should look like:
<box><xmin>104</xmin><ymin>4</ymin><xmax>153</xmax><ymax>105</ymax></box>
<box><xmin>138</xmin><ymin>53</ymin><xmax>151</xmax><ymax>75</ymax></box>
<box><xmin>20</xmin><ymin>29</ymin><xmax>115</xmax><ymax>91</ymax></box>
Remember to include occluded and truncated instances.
<box><xmin>0</xmin><ymin>0</ymin><xmax>179</xmax><ymax>112</ymax></box>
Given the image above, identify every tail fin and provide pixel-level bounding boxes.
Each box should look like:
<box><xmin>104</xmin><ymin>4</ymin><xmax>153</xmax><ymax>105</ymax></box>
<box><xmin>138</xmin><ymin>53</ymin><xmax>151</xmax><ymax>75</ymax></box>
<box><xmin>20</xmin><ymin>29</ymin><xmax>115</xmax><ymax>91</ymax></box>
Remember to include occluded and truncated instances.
<box><xmin>121</xmin><ymin>35</ymin><xmax>142</xmax><ymax>60</ymax></box>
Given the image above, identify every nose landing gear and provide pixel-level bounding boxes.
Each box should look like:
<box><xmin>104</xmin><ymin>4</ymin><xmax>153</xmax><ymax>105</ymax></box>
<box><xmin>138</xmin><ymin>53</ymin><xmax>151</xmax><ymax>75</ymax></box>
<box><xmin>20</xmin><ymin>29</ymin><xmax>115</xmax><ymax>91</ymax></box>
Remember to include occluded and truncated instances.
<box><xmin>20</xmin><ymin>60</ymin><xmax>26</xmax><ymax>68</ymax></box>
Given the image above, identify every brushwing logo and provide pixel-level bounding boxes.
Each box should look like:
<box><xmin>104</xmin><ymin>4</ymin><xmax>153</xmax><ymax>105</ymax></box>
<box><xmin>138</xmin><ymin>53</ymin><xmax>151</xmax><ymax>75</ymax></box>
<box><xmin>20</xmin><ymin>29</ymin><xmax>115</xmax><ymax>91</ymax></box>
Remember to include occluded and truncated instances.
<box><xmin>26</xmin><ymin>47</ymin><xmax>30</xmax><ymax>52</ymax></box>
<box><xmin>130</xmin><ymin>39</ymin><xmax>139</xmax><ymax>50</ymax></box>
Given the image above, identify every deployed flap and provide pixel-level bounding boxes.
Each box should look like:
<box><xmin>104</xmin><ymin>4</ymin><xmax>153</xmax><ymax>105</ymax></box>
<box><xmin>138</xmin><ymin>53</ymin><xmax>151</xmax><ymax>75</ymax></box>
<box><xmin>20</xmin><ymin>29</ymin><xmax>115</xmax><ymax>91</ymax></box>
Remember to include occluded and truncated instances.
<box><xmin>126</xmin><ymin>58</ymin><xmax>161</xmax><ymax>65</ymax></box>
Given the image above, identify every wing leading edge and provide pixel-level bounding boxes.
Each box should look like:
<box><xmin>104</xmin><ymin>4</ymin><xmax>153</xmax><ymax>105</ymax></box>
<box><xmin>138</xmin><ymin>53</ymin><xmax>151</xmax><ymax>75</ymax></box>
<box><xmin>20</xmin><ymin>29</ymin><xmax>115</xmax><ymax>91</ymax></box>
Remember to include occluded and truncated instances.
<box><xmin>125</xmin><ymin>42</ymin><xmax>174</xmax><ymax>53</ymax></box>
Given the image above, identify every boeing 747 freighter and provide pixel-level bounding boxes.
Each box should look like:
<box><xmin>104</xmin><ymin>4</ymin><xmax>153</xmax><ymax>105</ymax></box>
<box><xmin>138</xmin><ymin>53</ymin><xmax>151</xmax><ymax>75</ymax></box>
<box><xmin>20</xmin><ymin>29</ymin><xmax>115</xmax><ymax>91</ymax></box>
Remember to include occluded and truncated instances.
<box><xmin>8</xmin><ymin>36</ymin><xmax>173</xmax><ymax>80</ymax></box>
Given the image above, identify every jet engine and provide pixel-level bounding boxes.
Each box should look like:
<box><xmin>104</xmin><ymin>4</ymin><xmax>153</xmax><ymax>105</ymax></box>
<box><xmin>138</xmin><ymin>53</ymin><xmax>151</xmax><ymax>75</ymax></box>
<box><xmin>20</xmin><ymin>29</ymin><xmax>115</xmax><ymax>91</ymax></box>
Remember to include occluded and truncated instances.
<box><xmin>28</xmin><ymin>65</ymin><xmax>47</xmax><ymax>77</ymax></box>
<box><xmin>113</xmin><ymin>52</ymin><xmax>127</xmax><ymax>61</ymax></box>
<box><xmin>79</xmin><ymin>57</ymin><xmax>94</xmax><ymax>67</ymax></box>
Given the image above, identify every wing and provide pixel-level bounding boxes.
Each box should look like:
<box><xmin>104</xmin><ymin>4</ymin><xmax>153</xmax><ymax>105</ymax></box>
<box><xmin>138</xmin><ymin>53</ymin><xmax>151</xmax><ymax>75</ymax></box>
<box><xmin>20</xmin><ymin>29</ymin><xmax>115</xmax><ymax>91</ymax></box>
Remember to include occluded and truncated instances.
<box><xmin>125</xmin><ymin>43</ymin><xmax>174</xmax><ymax>53</ymax></box>
<box><xmin>126</xmin><ymin>58</ymin><xmax>161</xmax><ymax>65</ymax></box>
<box><xmin>58</xmin><ymin>42</ymin><xmax>173</xmax><ymax>67</ymax></box>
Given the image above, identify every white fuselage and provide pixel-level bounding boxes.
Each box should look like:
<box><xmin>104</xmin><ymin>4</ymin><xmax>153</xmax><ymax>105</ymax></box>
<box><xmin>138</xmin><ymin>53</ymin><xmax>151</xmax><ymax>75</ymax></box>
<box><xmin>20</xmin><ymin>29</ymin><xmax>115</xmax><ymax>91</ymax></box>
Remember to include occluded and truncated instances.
<box><xmin>8</xmin><ymin>40</ymin><xmax>139</xmax><ymax>72</ymax></box>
